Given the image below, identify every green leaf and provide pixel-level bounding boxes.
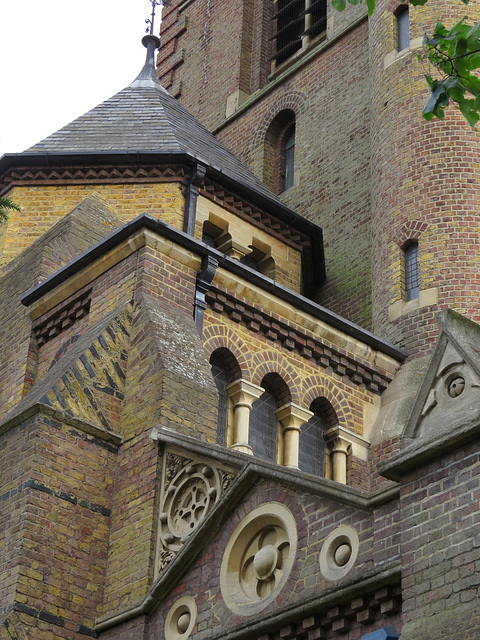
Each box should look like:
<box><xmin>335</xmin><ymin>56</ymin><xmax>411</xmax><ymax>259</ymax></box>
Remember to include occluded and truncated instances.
<box><xmin>459</xmin><ymin>99</ymin><xmax>480</xmax><ymax>126</ymax></box>
<box><xmin>366</xmin><ymin>0</ymin><xmax>375</xmax><ymax>16</ymax></box>
<box><xmin>331</xmin><ymin>0</ymin><xmax>346</xmax><ymax>11</ymax></box>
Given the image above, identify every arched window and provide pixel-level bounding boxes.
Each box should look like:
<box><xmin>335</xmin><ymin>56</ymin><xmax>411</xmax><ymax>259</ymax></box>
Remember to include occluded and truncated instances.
<box><xmin>249</xmin><ymin>373</ymin><xmax>290</xmax><ymax>462</ymax></box>
<box><xmin>210</xmin><ymin>349</ymin><xmax>241</xmax><ymax>446</ymax></box>
<box><xmin>395</xmin><ymin>5</ymin><xmax>410</xmax><ymax>52</ymax></box>
<box><xmin>264</xmin><ymin>111</ymin><xmax>296</xmax><ymax>194</ymax></box>
<box><xmin>299</xmin><ymin>397</ymin><xmax>335</xmax><ymax>475</ymax></box>
<box><xmin>404</xmin><ymin>241</ymin><xmax>419</xmax><ymax>301</ymax></box>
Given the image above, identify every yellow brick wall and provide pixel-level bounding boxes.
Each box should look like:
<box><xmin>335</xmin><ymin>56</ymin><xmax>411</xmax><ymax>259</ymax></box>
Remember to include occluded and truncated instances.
<box><xmin>1</xmin><ymin>183</ymin><xmax>185</xmax><ymax>271</ymax></box>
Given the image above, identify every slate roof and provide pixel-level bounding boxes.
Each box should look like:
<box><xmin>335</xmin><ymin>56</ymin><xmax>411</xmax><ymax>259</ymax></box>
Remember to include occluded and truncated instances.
<box><xmin>26</xmin><ymin>36</ymin><xmax>278</xmax><ymax>203</ymax></box>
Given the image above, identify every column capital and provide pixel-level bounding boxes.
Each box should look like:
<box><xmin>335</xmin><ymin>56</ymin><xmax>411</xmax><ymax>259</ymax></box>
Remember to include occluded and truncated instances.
<box><xmin>325</xmin><ymin>425</ymin><xmax>370</xmax><ymax>460</ymax></box>
<box><xmin>275</xmin><ymin>402</ymin><xmax>313</xmax><ymax>433</ymax></box>
<box><xmin>226</xmin><ymin>379</ymin><xmax>264</xmax><ymax>407</ymax></box>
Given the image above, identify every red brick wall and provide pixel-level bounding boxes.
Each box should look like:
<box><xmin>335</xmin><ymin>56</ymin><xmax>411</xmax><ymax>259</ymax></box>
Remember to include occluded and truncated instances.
<box><xmin>398</xmin><ymin>440</ymin><xmax>480</xmax><ymax>639</ymax></box>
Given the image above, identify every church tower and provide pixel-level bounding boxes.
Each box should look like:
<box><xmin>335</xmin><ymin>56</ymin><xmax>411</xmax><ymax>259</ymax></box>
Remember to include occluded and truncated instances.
<box><xmin>159</xmin><ymin>0</ymin><xmax>480</xmax><ymax>361</ymax></box>
<box><xmin>1</xmin><ymin>3</ymin><xmax>480</xmax><ymax>639</ymax></box>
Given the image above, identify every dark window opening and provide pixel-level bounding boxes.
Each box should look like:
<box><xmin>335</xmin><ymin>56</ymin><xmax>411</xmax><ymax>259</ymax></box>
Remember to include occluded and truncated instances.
<box><xmin>249</xmin><ymin>382</ymin><xmax>278</xmax><ymax>461</ymax></box>
<box><xmin>264</xmin><ymin>111</ymin><xmax>296</xmax><ymax>194</ymax></box>
<box><xmin>404</xmin><ymin>241</ymin><xmax>419</xmax><ymax>301</ymax></box>
<box><xmin>249</xmin><ymin>373</ymin><xmax>290</xmax><ymax>462</ymax></box>
<box><xmin>272</xmin><ymin>0</ymin><xmax>327</xmax><ymax>66</ymax></box>
<box><xmin>210</xmin><ymin>349</ymin><xmax>241</xmax><ymax>446</ymax></box>
<box><xmin>299</xmin><ymin>398</ymin><xmax>333</xmax><ymax>475</ymax></box>
<box><xmin>396</xmin><ymin>5</ymin><xmax>410</xmax><ymax>52</ymax></box>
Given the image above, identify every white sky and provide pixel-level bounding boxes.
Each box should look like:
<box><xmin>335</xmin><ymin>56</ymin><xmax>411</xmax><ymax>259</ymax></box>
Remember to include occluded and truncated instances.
<box><xmin>0</xmin><ymin>1</ymin><xmax>158</xmax><ymax>157</ymax></box>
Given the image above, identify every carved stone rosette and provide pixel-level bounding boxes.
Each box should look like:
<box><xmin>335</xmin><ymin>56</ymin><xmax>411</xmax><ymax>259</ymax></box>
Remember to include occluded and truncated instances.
<box><xmin>156</xmin><ymin>449</ymin><xmax>236</xmax><ymax>575</ymax></box>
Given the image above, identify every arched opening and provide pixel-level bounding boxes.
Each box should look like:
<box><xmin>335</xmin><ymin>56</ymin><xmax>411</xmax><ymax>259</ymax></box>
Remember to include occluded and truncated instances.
<box><xmin>249</xmin><ymin>372</ymin><xmax>291</xmax><ymax>462</ymax></box>
<box><xmin>210</xmin><ymin>348</ymin><xmax>241</xmax><ymax>446</ymax></box>
<box><xmin>264</xmin><ymin>110</ymin><xmax>296</xmax><ymax>194</ymax></box>
<box><xmin>299</xmin><ymin>397</ymin><xmax>336</xmax><ymax>475</ymax></box>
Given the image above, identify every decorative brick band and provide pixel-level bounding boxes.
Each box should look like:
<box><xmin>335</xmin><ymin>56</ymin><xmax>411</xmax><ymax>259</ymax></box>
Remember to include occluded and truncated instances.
<box><xmin>217</xmin><ymin>581</ymin><xmax>401</xmax><ymax>640</ymax></box>
<box><xmin>0</xmin><ymin>164</ymin><xmax>188</xmax><ymax>194</ymax></box>
<box><xmin>205</xmin><ymin>288</ymin><xmax>393</xmax><ymax>393</ymax></box>
<box><xmin>33</xmin><ymin>289</ymin><xmax>92</xmax><ymax>347</ymax></box>
<box><xmin>201</xmin><ymin>181</ymin><xmax>307</xmax><ymax>250</ymax></box>
<box><xmin>13</xmin><ymin>602</ymin><xmax>66</xmax><ymax>628</ymax></box>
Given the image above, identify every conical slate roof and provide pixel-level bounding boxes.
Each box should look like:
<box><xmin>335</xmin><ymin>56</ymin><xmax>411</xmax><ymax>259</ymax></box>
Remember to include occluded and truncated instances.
<box><xmin>27</xmin><ymin>35</ymin><xmax>277</xmax><ymax>203</ymax></box>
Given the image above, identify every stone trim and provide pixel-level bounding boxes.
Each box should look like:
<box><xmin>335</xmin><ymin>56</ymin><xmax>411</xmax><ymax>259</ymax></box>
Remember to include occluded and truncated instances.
<box><xmin>200</xmin><ymin>180</ymin><xmax>319</xmax><ymax>293</ymax></box>
<box><xmin>201</xmin><ymin>181</ymin><xmax>307</xmax><ymax>249</ymax></box>
<box><xmin>206</xmin><ymin>288</ymin><xmax>394</xmax><ymax>393</ymax></box>
<box><xmin>149</xmin><ymin>426</ymin><xmax>399</xmax><ymax>509</ymax></box>
<box><xmin>0</xmin><ymin>401</ymin><xmax>123</xmax><ymax>445</ymax></box>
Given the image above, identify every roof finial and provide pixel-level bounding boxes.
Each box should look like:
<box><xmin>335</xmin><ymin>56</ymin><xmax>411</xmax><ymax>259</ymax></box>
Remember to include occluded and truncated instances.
<box><xmin>145</xmin><ymin>0</ymin><xmax>163</xmax><ymax>36</ymax></box>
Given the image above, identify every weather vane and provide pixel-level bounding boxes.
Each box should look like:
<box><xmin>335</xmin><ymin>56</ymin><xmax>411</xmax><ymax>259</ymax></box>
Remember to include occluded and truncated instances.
<box><xmin>145</xmin><ymin>0</ymin><xmax>168</xmax><ymax>35</ymax></box>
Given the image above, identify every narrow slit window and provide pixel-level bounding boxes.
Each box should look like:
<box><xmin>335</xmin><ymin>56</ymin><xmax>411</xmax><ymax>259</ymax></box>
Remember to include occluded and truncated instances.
<box><xmin>284</xmin><ymin>127</ymin><xmax>295</xmax><ymax>190</ymax></box>
<box><xmin>396</xmin><ymin>5</ymin><xmax>410</xmax><ymax>52</ymax></box>
<box><xmin>404</xmin><ymin>241</ymin><xmax>419</xmax><ymax>301</ymax></box>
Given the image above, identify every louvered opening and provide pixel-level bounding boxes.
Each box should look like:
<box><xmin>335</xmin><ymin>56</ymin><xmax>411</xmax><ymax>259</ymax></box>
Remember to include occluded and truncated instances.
<box><xmin>304</xmin><ymin>0</ymin><xmax>327</xmax><ymax>39</ymax></box>
<box><xmin>271</xmin><ymin>0</ymin><xmax>327</xmax><ymax>66</ymax></box>
<box><xmin>272</xmin><ymin>0</ymin><xmax>304</xmax><ymax>65</ymax></box>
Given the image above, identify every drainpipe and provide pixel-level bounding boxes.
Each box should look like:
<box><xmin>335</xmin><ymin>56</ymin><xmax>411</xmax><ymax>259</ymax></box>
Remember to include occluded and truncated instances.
<box><xmin>183</xmin><ymin>163</ymin><xmax>207</xmax><ymax>236</ymax></box>
<box><xmin>194</xmin><ymin>255</ymin><xmax>218</xmax><ymax>331</ymax></box>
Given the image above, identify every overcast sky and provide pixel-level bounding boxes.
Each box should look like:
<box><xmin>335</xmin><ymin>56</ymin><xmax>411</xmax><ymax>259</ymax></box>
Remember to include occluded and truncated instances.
<box><xmin>0</xmin><ymin>1</ymin><xmax>159</xmax><ymax>157</ymax></box>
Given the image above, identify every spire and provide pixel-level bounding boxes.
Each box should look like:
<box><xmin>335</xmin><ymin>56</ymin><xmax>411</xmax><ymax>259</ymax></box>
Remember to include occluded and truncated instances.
<box><xmin>130</xmin><ymin>34</ymin><xmax>165</xmax><ymax>90</ymax></box>
<box><xmin>131</xmin><ymin>0</ymin><xmax>165</xmax><ymax>89</ymax></box>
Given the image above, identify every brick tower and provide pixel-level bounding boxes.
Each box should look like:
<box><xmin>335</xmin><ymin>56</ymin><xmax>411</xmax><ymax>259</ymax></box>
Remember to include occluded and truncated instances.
<box><xmin>369</xmin><ymin>0</ymin><xmax>480</xmax><ymax>356</ymax></box>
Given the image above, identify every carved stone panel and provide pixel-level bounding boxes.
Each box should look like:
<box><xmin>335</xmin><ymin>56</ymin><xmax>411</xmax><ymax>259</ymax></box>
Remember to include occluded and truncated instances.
<box><xmin>156</xmin><ymin>448</ymin><xmax>237</xmax><ymax>575</ymax></box>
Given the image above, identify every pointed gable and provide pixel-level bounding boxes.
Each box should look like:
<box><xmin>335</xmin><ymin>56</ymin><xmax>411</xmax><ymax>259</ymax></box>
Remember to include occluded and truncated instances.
<box><xmin>380</xmin><ymin>309</ymin><xmax>480</xmax><ymax>480</ymax></box>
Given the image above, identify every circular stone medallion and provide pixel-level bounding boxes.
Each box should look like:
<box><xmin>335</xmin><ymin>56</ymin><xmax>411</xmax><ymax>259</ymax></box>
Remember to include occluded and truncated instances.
<box><xmin>220</xmin><ymin>503</ymin><xmax>297</xmax><ymax>616</ymax></box>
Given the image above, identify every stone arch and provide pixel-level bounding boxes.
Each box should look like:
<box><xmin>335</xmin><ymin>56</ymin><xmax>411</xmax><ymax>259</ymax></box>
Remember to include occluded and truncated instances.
<box><xmin>302</xmin><ymin>376</ymin><xmax>357</xmax><ymax>430</ymax></box>
<box><xmin>203</xmin><ymin>324</ymin><xmax>251</xmax><ymax>378</ymax></box>
<box><xmin>251</xmin><ymin>350</ymin><xmax>303</xmax><ymax>405</ymax></box>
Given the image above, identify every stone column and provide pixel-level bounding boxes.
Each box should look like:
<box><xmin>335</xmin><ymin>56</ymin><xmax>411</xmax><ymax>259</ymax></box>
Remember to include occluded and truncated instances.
<box><xmin>226</xmin><ymin>379</ymin><xmax>264</xmax><ymax>454</ymax></box>
<box><xmin>275</xmin><ymin>403</ymin><xmax>314</xmax><ymax>468</ymax></box>
<box><xmin>325</xmin><ymin>425</ymin><xmax>369</xmax><ymax>484</ymax></box>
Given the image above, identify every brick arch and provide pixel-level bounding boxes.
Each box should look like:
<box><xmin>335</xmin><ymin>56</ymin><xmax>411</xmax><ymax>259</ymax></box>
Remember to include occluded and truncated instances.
<box><xmin>251</xmin><ymin>91</ymin><xmax>308</xmax><ymax>152</ymax></box>
<box><xmin>202</xmin><ymin>324</ymin><xmax>251</xmax><ymax>378</ymax></box>
<box><xmin>393</xmin><ymin>220</ymin><xmax>429</xmax><ymax>247</ymax></box>
<box><xmin>251</xmin><ymin>350</ymin><xmax>303</xmax><ymax>405</ymax></box>
<box><xmin>301</xmin><ymin>376</ymin><xmax>356</xmax><ymax>429</ymax></box>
